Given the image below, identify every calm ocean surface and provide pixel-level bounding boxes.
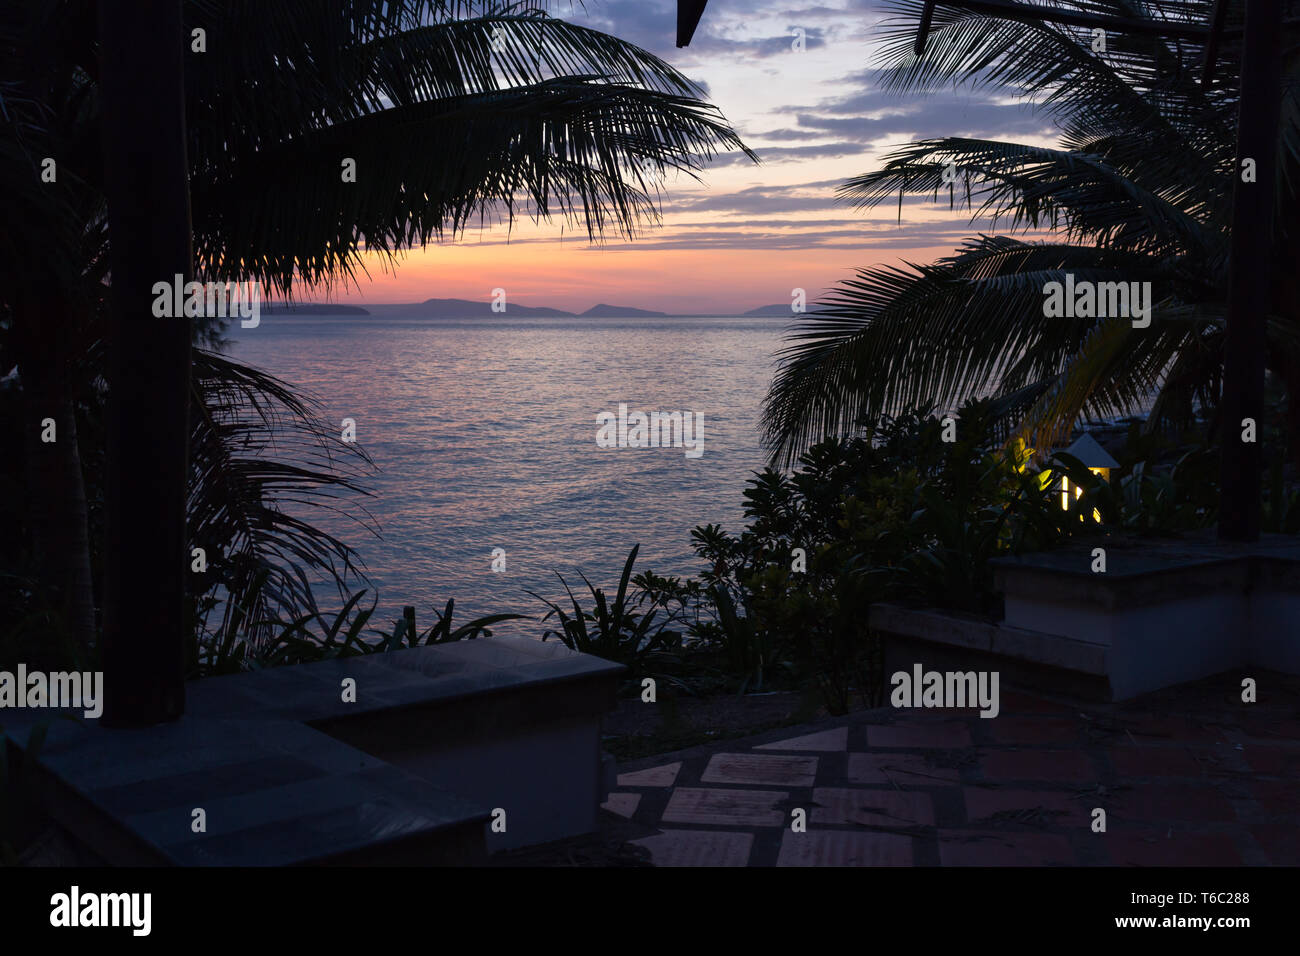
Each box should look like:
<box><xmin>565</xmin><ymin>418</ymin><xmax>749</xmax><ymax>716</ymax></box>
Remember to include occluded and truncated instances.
<box><xmin>226</xmin><ymin>314</ymin><xmax>786</xmax><ymax>635</ymax></box>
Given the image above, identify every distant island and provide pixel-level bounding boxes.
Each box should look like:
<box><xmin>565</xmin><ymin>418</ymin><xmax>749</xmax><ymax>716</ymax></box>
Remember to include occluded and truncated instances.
<box><xmin>260</xmin><ymin>303</ymin><xmax>371</xmax><ymax>315</ymax></box>
<box><xmin>579</xmin><ymin>304</ymin><xmax>667</xmax><ymax>318</ymax></box>
<box><xmin>255</xmin><ymin>297</ymin><xmax>801</xmax><ymax>318</ymax></box>
<box><xmin>369</xmin><ymin>298</ymin><xmax>572</xmax><ymax>317</ymax></box>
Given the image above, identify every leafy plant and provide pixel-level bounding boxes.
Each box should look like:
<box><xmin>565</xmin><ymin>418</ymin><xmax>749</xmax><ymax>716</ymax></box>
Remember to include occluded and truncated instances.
<box><xmin>678</xmin><ymin>403</ymin><xmax>1155</xmax><ymax>711</ymax></box>
<box><xmin>378</xmin><ymin>600</ymin><xmax>526</xmax><ymax>652</ymax></box>
<box><xmin>192</xmin><ymin>588</ymin><xmax>524</xmax><ymax>674</ymax></box>
<box><xmin>187</xmin><ymin>351</ymin><xmax>379</xmax><ymax>660</ymax></box>
<box><xmin>529</xmin><ymin>545</ymin><xmax>688</xmax><ymax>688</ymax></box>
<box><xmin>682</xmin><ymin>524</ymin><xmax>782</xmax><ymax>693</ymax></box>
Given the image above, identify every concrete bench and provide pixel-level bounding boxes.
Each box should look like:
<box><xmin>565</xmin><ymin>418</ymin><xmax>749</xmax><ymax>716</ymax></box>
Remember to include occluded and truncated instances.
<box><xmin>2</xmin><ymin>638</ymin><xmax>624</xmax><ymax>864</ymax></box>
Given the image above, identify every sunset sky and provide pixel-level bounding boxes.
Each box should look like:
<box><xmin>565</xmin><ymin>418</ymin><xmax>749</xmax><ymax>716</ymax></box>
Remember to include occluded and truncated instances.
<box><xmin>330</xmin><ymin>0</ymin><xmax>1060</xmax><ymax>314</ymax></box>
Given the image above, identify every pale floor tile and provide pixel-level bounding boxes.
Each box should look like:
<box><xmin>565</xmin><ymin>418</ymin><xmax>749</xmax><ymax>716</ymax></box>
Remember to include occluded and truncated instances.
<box><xmin>661</xmin><ymin>787</ymin><xmax>789</xmax><ymax>827</ymax></box>
<box><xmin>701</xmin><ymin>753</ymin><xmax>819</xmax><ymax>787</ymax></box>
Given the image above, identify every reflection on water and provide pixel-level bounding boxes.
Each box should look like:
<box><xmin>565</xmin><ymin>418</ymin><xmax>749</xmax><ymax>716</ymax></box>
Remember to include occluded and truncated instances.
<box><xmin>226</xmin><ymin>314</ymin><xmax>784</xmax><ymax>633</ymax></box>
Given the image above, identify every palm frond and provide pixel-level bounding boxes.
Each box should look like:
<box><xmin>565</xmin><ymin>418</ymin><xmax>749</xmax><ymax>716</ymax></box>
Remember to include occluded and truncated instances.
<box><xmin>768</xmin><ymin>0</ymin><xmax>1300</xmax><ymax>465</ymax></box>
<box><xmin>193</xmin><ymin>78</ymin><xmax>751</xmax><ymax>292</ymax></box>
<box><xmin>873</xmin><ymin>0</ymin><xmax>1234</xmax><ymax>161</ymax></box>
<box><xmin>762</xmin><ymin>236</ymin><xmax>1190</xmax><ymax>464</ymax></box>
<box><xmin>188</xmin><ymin>349</ymin><xmax>379</xmax><ymax>653</ymax></box>
<box><xmin>184</xmin><ymin>7</ymin><xmax>754</xmax><ymax>295</ymax></box>
<box><xmin>839</xmin><ymin>137</ymin><xmax>1222</xmax><ymax>260</ymax></box>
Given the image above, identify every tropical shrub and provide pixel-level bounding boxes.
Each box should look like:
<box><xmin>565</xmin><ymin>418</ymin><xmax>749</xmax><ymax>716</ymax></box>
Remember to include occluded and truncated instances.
<box><xmin>676</xmin><ymin>400</ymin><xmax>1266</xmax><ymax>712</ymax></box>
<box><xmin>529</xmin><ymin>545</ymin><xmax>693</xmax><ymax>690</ymax></box>
<box><xmin>192</xmin><ymin>589</ymin><xmax>524</xmax><ymax>676</ymax></box>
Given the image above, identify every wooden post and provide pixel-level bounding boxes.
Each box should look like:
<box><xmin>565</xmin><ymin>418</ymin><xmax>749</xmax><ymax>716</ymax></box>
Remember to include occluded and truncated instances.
<box><xmin>677</xmin><ymin>0</ymin><xmax>710</xmax><ymax>47</ymax></box>
<box><xmin>98</xmin><ymin>0</ymin><xmax>193</xmax><ymax>724</ymax></box>
<box><xmin>1218</xmin><ymin>0</ymin><xmax>1283</xmax><ymax>542</ymax></box>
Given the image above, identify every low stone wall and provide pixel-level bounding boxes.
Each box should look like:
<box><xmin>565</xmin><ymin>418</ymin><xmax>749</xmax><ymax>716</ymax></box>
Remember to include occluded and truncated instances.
<box><xmin>869</xmin><ymin>533</ymin><xmax>1300</xmax><ymax>702</ymax></box>
<box><xmin>4</xmin><ymin>638</ymin><xmax>624</xmax><ymax>864</ymax></box>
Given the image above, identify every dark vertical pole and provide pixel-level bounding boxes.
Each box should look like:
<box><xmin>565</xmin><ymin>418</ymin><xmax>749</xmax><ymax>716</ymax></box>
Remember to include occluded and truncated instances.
<box><xmin>98</xmin><ymin>1</ymin><xmax>192</xmax><ymax>723</ymax></box>
<box><xmin>677</xmin><ymin>0</ymin><xmax>710</xmax><ymax>47</ymax></box>
<box><xmin>1218</xmin><ymin>0</ymin><xmax>1283</xmax><ymax>542</ymax></box>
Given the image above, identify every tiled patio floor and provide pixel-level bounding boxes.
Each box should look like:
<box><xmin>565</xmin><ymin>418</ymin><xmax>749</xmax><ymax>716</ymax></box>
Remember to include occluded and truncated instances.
<box><xmin>599</xmin><ymin>672</ymin><xmax>1300</xmax><ymax>866</ymax></box>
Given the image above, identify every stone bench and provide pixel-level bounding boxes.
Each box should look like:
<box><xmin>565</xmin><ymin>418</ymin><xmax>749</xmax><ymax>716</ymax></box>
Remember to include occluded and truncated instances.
<box><xmin>3</xmin><ymin>637</ymin><xmax>624</xmax><ymax>864</ymax></box>
<box><xmin>870</xmin><ymin>532</ymin><xmax>1300</xmax><ymax>701</ymax></box>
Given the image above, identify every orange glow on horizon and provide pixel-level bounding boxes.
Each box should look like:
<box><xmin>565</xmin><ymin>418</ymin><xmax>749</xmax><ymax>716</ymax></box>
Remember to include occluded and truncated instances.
<box><xmin>310</xmin><ymin>241</ymin><xmax>961</xmax><ymax>315</ymax></box>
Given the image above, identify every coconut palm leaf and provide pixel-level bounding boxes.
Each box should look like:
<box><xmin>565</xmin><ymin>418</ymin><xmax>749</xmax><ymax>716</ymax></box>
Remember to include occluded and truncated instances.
<box><xmin>765</xmin><ymin>0</ymin><xmax>1300</xmax><ymax>464</ymax></box>
<box><xmin>840</xmin><ymin>137</ymin><xmax>1221</xmax><ymax>259</ymax></box>
<box><xmin>873</xmin><ymin>0</ymin><xmax>1236</xmax><ymax>162</ymax></box>
<box><xmin>184</xmin><ymin>5</ymin><xmax>754</xmax><ymax>294</ymax></box>
<box><xmin>193</xmin><ymin>79</ymin><xmax>749</xmax><ymax>292</ymax></box>
<box><xmin>763</xmin><ymin>235</ymin><xmax>1196</xmax><ymax>463</ymax></box>
<box><xmin>187</xmin><ymin>349</ymin><xmax>378</xmax><ymax>655</ymax></box>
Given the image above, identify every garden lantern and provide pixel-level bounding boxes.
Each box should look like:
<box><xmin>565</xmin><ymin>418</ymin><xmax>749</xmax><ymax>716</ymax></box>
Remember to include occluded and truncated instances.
<box><xmin>1053</xmin><ymin>432</ymin><xmax>1119</xmax><ymax>514</ymax></box>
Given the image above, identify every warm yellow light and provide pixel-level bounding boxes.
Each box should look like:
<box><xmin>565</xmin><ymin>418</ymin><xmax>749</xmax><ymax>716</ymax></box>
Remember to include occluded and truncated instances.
<box><xmin>1088</xmin><ymin>468</ymin><xmax>1106</xmax><ymax>522</ymax></box>
<box><xmin>1046</xmin><ymin>436</ymin><xmax>1114</xmax><ymax>522</ymax></box>
<box><xmin>1060</xmin><ymin>474</ymin><xmax>1102</xmax><ymax>522</ymax></box>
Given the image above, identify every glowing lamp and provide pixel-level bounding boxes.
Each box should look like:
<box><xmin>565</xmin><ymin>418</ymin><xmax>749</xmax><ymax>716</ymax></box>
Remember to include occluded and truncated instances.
<box><xmin>1053</xmin><ymin>433</ymin><xmax>1119</xmax><ymax>517</ymax></box>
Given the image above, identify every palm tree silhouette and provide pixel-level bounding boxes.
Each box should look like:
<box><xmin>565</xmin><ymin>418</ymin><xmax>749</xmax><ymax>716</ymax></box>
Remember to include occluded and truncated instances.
<box><xmin>2</xmin><ymin>0</ymin><xmax>754</xmax><ymax>722</ymax></box>
<box><xmin>763</xmin><ymin>0</ymin><xmax>1298</xmax><ymax>477</ymax></box>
